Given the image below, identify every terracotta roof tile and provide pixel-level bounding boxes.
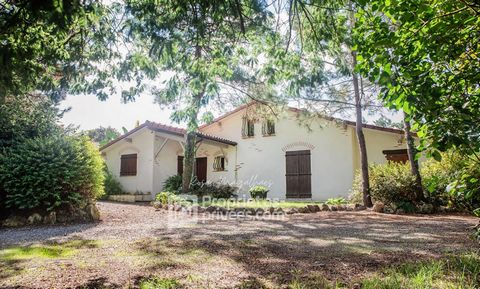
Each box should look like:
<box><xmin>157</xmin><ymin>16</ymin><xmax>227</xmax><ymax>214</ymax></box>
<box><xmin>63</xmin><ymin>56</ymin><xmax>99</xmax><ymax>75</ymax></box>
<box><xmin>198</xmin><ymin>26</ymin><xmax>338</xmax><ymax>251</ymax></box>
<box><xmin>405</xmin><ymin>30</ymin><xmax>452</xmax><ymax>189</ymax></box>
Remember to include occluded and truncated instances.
<box><xmin>100</xmin><ymin>121</ymin><xmax>237</xmax><ymax>151</ymax></box>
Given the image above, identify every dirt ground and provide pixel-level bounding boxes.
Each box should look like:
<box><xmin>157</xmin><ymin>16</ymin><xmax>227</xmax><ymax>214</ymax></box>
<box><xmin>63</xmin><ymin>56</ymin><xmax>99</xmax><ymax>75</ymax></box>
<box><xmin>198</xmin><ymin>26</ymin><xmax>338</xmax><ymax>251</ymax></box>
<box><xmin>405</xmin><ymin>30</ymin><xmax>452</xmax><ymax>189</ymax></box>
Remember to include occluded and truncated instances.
<box><xmin>0</xmin><ymin>201</ymin><xmax>478</xmax><ymax>289</ymax></box>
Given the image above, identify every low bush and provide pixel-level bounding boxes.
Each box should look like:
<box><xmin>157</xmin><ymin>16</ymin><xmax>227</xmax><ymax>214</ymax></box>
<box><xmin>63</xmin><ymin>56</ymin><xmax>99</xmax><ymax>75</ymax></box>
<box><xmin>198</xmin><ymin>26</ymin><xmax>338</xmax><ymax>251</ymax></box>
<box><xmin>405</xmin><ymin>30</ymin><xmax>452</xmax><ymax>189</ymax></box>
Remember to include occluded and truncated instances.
<box><xmin>162</xmin><ymin>175</ymin><xmax>182</xmax><ymax>194</ymax></box>
<box><xmin>155</xmin><ymin>191</ymin><xmax>187</xmax><ymax>206</ymax></box>
<box><xmin>189</xmin><ymin>181</ymin><xmax>237</xmax><ymax>199</ymax></box>
<box><xmin>103</xmin><ymin>169</ymin><xmax>124</xmax><ymax>197</ymax></box>
<box><xmin>325</xmin><ymin>197</ymin><xmax>347</xmax><ymax>205</ymax></box>
<box><xmin>421</xmin><ymin>151</ymin><xmax>480</xmax><ymax>211</ymax></box>
<box><xmin>249</xmin><ymin>185</ymin><xmax>269</xmax><ymax>199</ymax></box>
<box><xmin>351</xmin><ymin>162</ymin><xmax>418</xmax><ymax>205</ymax></box>
<box><xmin>0</xmin><ymin>136</ymin><xmax>104</xmax><ymax>211</ymax></box>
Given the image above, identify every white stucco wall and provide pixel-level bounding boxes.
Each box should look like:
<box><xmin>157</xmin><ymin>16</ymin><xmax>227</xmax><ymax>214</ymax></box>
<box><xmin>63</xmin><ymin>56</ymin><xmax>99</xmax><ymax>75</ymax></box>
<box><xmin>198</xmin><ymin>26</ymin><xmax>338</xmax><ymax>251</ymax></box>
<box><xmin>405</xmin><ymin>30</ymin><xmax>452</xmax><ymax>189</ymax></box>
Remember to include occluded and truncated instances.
<box><xmin>102</xmin><ymin>107</ymin><xmax>409</xmax><ymax>202</ymax></box>
<box><xmin>102</xmin><ymin>128</ymin><xmax>155</xmax><ymax>197</ymax></box>
<box><xmin>152</xmin><ymin>132</ymin><xmax>237</xmax><ymax>194</ymax></box>
<box><xmin>201</xmin><ymin>108</ymin><xmax>407</xmax><ymax>200</ymax></box>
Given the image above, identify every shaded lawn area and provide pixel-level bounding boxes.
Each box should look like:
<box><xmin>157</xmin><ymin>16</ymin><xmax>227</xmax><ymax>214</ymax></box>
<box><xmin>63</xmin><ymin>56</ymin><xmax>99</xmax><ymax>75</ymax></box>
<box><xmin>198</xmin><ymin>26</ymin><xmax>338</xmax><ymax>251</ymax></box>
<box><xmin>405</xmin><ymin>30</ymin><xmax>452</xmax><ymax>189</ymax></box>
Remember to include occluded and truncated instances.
<box><xmin>0</xmin><ymin>202</ymin><xmax>478</xmax><ymax>289</ymax></box>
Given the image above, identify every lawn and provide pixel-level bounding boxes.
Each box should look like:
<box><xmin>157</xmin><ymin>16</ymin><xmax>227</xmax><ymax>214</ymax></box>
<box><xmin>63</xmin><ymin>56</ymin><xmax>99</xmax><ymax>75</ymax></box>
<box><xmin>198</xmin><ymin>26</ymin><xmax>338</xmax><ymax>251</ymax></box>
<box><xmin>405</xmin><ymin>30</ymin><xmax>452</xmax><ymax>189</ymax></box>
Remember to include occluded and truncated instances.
<box><xmin>0</xmin><ymin>202</ymin><xmax>478</xmax><ymax>289</ymax></box>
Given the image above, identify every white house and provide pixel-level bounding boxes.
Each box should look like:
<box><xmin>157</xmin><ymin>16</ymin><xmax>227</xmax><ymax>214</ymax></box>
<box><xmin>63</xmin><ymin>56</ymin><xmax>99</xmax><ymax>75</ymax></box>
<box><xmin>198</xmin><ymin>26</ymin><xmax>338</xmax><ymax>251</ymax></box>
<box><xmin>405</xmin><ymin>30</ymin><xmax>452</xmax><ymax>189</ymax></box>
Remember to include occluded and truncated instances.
<box><xmin>100</xmin><ymin>103</ymin><xmax>409</xmax><ymax>201</ymax></box>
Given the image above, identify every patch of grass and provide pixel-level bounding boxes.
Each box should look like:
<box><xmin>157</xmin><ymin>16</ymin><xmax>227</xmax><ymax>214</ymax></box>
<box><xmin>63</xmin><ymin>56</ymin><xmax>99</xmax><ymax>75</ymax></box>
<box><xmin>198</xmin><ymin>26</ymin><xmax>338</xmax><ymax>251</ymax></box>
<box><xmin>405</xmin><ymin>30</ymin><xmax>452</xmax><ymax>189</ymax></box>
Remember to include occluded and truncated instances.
<box><xmin>200</xmin><ymin>199</ymin><xmax>324</xmax><ymax>209</ymax></box>
<box><xmin>360</xmin><ymin>252</ymin><xmax>480</xmax><ymax>289</ymax></box>
<box><xmin>325</xmin><ymin>197</ymin><xmax>348</xmax><ymax>205</ymax></box>
<box><xmin>138</xmin><ymin>277</ymin><xmax>180</xmax><ymax>289</ymax></box>
<box><xmin>0</xmin><ymin>245</ymin><xmax>75</xmax><ymax>261</ymax></box>
<box><xmin>0</xmin><ymin>240</ymin><xmax>100</xmax><ymax>261</ymax></box>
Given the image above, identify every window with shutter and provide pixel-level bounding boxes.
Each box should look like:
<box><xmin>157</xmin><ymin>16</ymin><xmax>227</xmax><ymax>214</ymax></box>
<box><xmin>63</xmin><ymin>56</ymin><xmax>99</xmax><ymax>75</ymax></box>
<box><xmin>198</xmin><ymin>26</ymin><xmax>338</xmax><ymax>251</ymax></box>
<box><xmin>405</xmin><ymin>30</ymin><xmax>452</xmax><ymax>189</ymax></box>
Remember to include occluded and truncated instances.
<box><xmin>120</xmin><ymin>154</ymin><xmax>137</xmax><ymax>176</ymax></box>
<box><xmin>241</xmin><ymin>117</ymin><xmax>255</xmax><ymax>137</ymax></box>
<box><xmin>213</xmin><ymin>156</ymin><xmax>226</xmax><ymax>171</ymax></box>
<box><xmin>262</xmin><ymin>120</ymin><xmax>275</xmax><ymax>136</ymax></box>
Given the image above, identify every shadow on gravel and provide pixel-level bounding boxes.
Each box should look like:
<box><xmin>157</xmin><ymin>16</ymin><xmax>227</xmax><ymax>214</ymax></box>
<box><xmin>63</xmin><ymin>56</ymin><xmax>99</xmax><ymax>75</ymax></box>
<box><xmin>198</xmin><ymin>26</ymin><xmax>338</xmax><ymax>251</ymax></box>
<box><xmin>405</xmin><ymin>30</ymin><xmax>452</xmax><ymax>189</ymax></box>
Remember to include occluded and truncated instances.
<box><xmin>141</xmin><ymin>212</ymin><xmax>477</xmax><ymax>286</ymax></box>
<box><xmin>0</xmin><ymin>223</ymin><xmax>98</xmax><ymax>247</ymax></box>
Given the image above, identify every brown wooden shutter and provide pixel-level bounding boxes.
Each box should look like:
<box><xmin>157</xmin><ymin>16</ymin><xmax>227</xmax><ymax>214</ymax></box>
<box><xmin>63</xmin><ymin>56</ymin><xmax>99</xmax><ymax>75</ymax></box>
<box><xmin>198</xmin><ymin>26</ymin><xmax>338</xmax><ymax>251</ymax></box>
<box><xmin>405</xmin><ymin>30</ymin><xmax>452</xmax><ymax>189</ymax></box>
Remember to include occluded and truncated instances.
<box><xmin>285</xmin><ymin>150</ymin><xmax>312</xmax><ymax>198</ymax></box>
<box><xmin>383</xmin><ymin>149</ymin><xmax>408</xmax><ymax>163</ymax></box>
<box><xmin>120</xmin><ymin>154</ymin><xmax>137</xmax><ymax>176</ymax></box>
<box><xmin>177</xmin><ymin>156</ymin><xmax>184</xmax><ymax>176</ymax></box>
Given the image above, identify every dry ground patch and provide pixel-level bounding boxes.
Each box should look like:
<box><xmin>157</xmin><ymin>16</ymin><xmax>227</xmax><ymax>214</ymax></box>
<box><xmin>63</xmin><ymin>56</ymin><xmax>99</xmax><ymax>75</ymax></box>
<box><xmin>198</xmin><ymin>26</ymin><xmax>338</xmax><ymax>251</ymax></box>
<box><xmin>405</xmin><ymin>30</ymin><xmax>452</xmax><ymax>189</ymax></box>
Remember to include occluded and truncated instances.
<box><xmin>0</xmin><ymin>202</ymin><xmax>478</xmax><ymax>288</ymax></box>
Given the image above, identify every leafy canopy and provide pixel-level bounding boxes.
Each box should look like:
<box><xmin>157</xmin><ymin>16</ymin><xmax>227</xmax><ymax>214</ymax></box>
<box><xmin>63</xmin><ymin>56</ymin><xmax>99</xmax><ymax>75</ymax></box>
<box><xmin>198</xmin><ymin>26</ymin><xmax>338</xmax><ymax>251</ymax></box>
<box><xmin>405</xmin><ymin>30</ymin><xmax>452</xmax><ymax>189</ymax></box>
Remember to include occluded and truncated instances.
<box><xmin>0</xmin><ymin>0</ymin><xmax>117</xmax><ymax>102</ymax></box>
<box><xmin>355</xmin><ymin>0</ymin><xmax>480</xmax><ymax>156</ymax></box>
<box><xmin>119</xmin><ymin>0</ymin><xmax>271</xmax><ymax>130</ymax></box>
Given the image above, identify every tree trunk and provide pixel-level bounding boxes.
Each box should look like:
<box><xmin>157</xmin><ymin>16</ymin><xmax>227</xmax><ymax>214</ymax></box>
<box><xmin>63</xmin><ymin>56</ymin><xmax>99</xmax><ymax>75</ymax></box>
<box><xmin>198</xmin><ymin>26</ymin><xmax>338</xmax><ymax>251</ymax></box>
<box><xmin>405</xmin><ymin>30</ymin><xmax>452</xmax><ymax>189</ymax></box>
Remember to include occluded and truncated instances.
<box><xmin>349</xmin><ymin>2</ymin><xmax>372</xmax><ymax>208</ymax></box>
<box><xmin>351</xmin><ymin>59</ymin><xmax>373</xmax><ymax>207</ymax></box>
<box><xmin>182</xmin><ymin>131</ymin><xmax>197</xmax><ymax>193</ymax></box>
<box><xmin>403</xmin><ymin>111</ymin><xmax>424</xmax><ymax>201</ymax></box>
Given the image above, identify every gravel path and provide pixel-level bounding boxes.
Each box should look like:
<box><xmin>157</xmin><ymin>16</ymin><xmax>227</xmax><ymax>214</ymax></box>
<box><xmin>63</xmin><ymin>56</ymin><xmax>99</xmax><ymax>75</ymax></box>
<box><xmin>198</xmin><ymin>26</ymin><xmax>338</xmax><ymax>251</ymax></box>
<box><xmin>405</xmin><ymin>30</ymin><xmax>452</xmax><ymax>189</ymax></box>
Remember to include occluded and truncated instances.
<box><xmin>0</xmin><ymin>201</ymin><xmax>478</xmax><ymax>288</ymax></box>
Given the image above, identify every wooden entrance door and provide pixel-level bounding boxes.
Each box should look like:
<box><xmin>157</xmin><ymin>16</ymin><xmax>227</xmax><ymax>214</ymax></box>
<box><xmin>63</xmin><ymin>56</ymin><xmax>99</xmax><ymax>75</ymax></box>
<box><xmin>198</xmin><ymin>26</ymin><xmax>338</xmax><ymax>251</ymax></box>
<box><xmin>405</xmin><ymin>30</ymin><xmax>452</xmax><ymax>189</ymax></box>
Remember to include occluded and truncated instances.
<box><xmin>285</xmin><ymin>150</ymin><xmax>312</xmax><ymax>198</ymax></box>
<box><xmin>195</xmin><ymin>157</ymin><xmax>207</xmax><ymax>183</ymax></box>
<box><xmin>177</xmin><ymin>156</ymin><xmax>208</xmax><ymax>183</ymax></box>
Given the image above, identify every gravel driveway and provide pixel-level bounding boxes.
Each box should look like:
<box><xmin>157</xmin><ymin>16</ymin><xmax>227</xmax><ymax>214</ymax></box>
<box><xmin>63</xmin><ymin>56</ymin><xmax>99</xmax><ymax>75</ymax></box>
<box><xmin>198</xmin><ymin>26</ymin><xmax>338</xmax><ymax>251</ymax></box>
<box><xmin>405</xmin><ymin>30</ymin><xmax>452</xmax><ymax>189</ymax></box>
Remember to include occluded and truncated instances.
<box><xmin>0</xmin><ymin>201</ymin><xmax>478</xmax><ymax>288</ymax></box>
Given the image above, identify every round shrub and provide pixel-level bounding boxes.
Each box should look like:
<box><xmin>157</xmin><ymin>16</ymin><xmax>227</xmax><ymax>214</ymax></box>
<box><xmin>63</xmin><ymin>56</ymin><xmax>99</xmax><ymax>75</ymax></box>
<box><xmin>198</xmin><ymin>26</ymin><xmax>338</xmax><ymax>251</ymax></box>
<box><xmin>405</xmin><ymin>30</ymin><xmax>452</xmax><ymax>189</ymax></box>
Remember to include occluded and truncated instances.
<box><xmin>0</xmin><ymin>136</ymin><xmax>105</xmax><ymax>211</ymax></box>
<box><xmin>249</xmin><ymin>185</ymin><xmax>269</xmax><ymax>199</ymax></box>
<box><xmin>350</xmin><ymin>162</ymin><xmax>417</xmax><ymax>205</ymax></box>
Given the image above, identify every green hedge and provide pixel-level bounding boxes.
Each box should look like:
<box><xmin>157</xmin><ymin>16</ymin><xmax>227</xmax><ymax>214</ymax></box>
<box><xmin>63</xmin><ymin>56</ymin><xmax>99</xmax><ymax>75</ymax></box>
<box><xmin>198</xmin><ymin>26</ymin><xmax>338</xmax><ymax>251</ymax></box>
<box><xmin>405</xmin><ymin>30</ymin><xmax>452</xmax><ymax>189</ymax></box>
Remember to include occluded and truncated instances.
<box><xmin>350</xmin><ymin>152</ymin><xmax>480</xmax><ymax>213</ymax></box>
<box><xmin>103</xmin><ymin>169</ymin><xmax>124</xmax><ymax>196</ymax></box>
<box><xmin>0</xmin><ymin>136</ymin><xmax>105</xmax><ymax>211</ymax></box>
<box><xmin>351</xmin><ymin>162</ymin><xmax>417</xmax><ymax>205</ymax></box>
<box><xmin>422</xmin><ymin>151</ymin><xmax>480</xmax><ymax>212</ymax></box>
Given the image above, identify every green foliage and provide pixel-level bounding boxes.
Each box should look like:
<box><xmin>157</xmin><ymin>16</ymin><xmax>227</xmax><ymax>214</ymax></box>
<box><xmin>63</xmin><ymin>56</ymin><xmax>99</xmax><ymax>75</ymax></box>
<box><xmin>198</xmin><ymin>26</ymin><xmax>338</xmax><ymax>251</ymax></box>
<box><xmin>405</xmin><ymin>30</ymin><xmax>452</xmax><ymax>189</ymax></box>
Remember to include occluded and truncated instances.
<box><xmin>103</xmin><ymin>169</ymin><xmax>124</xmax><ymax>197</ymax></box>
<box><xmin>190</xmin><ymin>182</ymin><xmax>237</xmax><ymax>199</ymax></box>
<box><xmin>0</xmin><ymin>95</ymin><xmax>61</xmax><ymax>148</ymax></box>
<box><xmin>0</xmin><ymin>136</ymin><xmax>105</xmax><ymax>211</ymax></box>
<box><xmin>0</xmin><ymin>0</ymin><xmax>117</xmax><ymax>101</ymax></box>
<box><xmin>373</xmin><ymin>115</ymin><xmax>403</xmax><ymax>129</ymax></box>
<box><xmin>84</xmin><ymin>126</ymin><xmax>120</xmax><ymax>146</ymax></box>
<box><xmin>162</xmin><ymin>175</ymin><xmax>183</xmax><ymax>194</ymax></box>
<box><xmin>352</xmin><ymin>162</ymin><xmax>418</xmax><ymax>205</ymax></box>
<box><xmin>119</xmin><ymin>0</ymin><xmax>272</xmax><ymax>192</ymax></box>
<box><xmin>249</xmin><ymin>185</ymin><xmax>269</xmax><ymax>199</ymax></box>
<box><xmin>325</xmin><ymin>198</ymin><xmax>347</xmax><ymax>205</ymax></box>
<box><xmin>421</xmin><ymin>151</ymin><xmax>480</xmax><ymax>211</ymax></box>
<box><xmin>359</xmin><ymin>253</ymin><xmax>480</xmax><ymax>289</ymax></box>
<box><xmin>355</xmin><ymin>0</ymin><xmax>480</xmax><ymax>156</ymax></box>
<box><xmin>155</xmin><ymin>191</ymin><xmax>187</xmax><ymax>206</ymax></box>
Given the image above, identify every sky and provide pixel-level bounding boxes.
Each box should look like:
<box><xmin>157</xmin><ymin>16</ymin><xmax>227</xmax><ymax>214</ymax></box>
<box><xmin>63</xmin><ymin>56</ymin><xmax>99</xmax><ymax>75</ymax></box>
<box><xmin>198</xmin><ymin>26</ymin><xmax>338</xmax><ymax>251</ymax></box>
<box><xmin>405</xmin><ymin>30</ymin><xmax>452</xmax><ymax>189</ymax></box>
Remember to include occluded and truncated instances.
<box><xmin>59</xmin><ymin>92</ymin><xmax>177</xmax><ymax>131</ymax></box>
<box><xmin>59</xmin><ymin>91</ymin><xmax>402</xmax><ymax>133</ymax></box>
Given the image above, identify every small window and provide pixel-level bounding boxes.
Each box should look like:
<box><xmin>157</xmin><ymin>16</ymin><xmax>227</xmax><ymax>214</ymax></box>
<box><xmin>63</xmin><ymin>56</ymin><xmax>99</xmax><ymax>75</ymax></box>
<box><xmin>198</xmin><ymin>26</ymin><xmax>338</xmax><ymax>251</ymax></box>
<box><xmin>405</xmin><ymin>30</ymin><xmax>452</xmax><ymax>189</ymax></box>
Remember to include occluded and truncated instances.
<box><xmin>213</xmin><ymin>156</ymin><xmax>226</xmax><ymax>171</ymax></box>
<box><xmin>262</xmin><ymin>120</ymin><xmax>275</xmax><ymax>136</ymax></box>
<box><xmin>242</xmin><ymin>117</ymin><xmax>255</xmax><ymax>137</ymax></box>
<box><xmin>120</xmin><ymin>154</ymin><xmax>137</xmax><ymax>176</ymax></box>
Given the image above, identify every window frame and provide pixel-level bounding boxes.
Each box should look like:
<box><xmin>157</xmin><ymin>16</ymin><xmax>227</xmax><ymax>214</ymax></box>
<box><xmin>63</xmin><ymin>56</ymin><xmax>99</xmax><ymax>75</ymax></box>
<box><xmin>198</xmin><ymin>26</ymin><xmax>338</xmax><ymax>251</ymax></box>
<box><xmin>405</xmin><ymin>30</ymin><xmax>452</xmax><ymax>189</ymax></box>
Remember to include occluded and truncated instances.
<box><xmin>213</xmin><ymin>156</ymin><xmax>226</xmax><ymax>171</ymax></box>
<box><xmin>120</xmin><ymin>153</ymin><xmax>137</xmax><ymax>176</ymax></box>
<box><xmin>262</xmin><ymin>119</ymin><xmax>276</xmax><ymax>136</ymax></box>
<box><xmin>242</xmin><ymin>117</ymin><xmax>255</xmax><ymax>138</ymax></box>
